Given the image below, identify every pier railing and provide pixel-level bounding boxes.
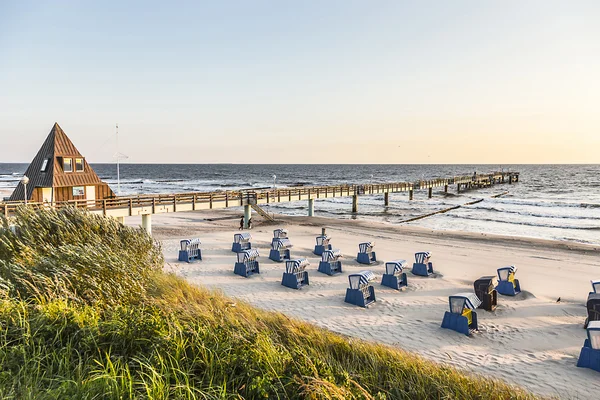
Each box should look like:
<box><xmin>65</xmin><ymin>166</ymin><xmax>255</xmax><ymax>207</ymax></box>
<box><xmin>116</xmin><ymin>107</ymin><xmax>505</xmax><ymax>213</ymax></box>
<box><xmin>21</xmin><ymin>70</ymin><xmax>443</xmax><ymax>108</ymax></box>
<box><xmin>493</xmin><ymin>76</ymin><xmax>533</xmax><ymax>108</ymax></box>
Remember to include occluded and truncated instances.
<box><xmin>0</xmin><ymin>172</ymin><xmax>519</xmax><ymax>217</ymax></box>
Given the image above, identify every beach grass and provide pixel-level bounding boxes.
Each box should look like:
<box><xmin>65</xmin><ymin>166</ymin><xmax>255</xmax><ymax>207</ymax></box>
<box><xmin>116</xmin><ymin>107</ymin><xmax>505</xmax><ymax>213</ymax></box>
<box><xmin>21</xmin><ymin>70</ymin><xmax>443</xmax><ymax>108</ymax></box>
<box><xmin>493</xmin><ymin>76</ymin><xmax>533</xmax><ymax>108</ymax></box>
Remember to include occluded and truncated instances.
<box><xmin>0</xmin><ymin>207</ymin><xmax>539</xmax><ymax>399</ymax></box>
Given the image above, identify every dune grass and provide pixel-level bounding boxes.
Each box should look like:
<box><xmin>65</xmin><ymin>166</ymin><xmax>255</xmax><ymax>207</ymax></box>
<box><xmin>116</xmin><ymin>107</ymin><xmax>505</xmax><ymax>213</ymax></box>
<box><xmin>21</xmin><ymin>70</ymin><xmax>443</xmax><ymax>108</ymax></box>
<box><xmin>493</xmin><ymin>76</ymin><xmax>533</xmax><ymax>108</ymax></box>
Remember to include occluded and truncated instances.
<box><xmin>0</xmin><ymin>208</ymin><xmax>539</xmax><ymax>399</ymax></box>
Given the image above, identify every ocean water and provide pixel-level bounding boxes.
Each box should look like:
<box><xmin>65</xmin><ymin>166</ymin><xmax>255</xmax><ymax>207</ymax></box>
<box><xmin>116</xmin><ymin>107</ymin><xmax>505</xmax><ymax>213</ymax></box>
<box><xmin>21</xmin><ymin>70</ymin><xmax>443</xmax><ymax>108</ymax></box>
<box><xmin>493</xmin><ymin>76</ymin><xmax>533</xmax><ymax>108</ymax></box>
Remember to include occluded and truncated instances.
<box><xmin>1</xmin><ymin>163</ymin><xmax>599</xmax><ymax>245</ymax></box>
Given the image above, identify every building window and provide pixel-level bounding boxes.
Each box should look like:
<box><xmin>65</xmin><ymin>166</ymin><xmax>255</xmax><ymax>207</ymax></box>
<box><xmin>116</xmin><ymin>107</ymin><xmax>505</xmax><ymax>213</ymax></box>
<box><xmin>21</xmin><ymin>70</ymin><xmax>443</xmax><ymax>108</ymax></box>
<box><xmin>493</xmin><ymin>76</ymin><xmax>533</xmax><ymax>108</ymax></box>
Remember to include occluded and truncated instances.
<box><xmin>72</xmin><ymin>186</ymin><xmax>85</xmax><ymax>196</ymax></box>
<box><xmin>41</xmin><ymin>159</ymin><xmax>49</xmax><ymax>172</ymax></box>
<box><xmin>63</xmin><ymin>158</ymin><xmax>73</xmax><ymax>172</ymax></box>
<box><xmin>75</xmin><ymin>158</ymin><xmax>84</xmax><ymax>172</ymax></box>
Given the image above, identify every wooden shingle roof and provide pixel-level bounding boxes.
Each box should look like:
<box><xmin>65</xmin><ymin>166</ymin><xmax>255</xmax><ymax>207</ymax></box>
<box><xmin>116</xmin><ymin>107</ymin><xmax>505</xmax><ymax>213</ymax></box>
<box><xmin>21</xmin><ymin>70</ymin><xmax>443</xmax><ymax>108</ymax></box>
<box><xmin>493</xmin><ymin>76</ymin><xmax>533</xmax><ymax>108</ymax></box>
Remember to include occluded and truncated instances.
<box><xmin>9</xmin><ymin>123</ymin><xmax>106</xmax><ymax>201</ymax></box>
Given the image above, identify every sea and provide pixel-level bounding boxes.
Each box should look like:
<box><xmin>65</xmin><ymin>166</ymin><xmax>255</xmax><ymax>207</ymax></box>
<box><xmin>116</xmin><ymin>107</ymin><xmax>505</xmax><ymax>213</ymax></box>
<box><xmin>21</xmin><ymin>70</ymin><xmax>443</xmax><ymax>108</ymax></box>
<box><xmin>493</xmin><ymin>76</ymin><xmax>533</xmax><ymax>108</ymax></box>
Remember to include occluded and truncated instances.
<box><xmin>1</xmin><ymin>164</ymin><xmax>599</xmax><ymax>246</ymax></box>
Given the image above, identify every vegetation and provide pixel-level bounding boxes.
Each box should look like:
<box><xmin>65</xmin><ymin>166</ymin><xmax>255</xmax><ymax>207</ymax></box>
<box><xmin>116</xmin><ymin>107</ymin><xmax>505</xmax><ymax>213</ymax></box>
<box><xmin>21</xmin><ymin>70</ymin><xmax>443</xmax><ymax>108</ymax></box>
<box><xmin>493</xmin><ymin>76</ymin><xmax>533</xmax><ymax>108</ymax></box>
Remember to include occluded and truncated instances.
<box><xmin>0</xmin><ymin>208</ymin><xmax>538</xmax><ymax>399</ymax></box>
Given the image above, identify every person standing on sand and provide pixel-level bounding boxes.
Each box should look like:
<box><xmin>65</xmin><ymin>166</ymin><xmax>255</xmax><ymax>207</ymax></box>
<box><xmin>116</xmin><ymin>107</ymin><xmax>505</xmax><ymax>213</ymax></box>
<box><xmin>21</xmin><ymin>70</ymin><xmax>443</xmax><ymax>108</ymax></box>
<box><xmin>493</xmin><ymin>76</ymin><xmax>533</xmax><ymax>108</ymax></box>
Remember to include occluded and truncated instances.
<box><xmin>239</xmin><ymin>216</ymin><xmax>244</xmax><ymax>230</ymax></box>
<box><xmin>248</xmin><ymin>218</ymin><xmax>253</xmax><ymax>230</ymax></box>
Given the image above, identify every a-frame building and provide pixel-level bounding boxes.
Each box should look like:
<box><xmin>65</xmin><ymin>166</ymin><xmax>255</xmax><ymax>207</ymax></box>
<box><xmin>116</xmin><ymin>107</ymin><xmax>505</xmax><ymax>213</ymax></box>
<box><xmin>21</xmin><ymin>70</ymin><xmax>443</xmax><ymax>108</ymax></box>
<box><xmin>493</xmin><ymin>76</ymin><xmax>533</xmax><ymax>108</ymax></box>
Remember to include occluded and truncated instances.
<box><xmin>9</xmin><ymin>123</ymin><xmax>114</xmax><ymax>203</ymax></box>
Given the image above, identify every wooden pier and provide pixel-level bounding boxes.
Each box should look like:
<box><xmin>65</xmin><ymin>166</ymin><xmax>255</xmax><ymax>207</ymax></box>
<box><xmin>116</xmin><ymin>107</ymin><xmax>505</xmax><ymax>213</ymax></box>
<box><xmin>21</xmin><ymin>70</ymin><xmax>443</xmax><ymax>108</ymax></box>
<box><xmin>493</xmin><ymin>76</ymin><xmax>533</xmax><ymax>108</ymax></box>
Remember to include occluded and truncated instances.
<box><xmin>1</xmin><ymin>171</ymin><xmax>519</xmax><ymax>234</ymax></box>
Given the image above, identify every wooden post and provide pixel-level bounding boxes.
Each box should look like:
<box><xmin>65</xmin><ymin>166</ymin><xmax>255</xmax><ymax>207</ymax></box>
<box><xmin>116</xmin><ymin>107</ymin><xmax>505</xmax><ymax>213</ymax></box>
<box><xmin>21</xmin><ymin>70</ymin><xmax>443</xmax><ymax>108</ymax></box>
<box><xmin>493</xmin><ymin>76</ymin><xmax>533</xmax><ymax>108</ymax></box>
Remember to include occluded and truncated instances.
<box><xmin>103</xmin><ymin>199</ymin><xmax>107</xmax><ymax>216</ymax></box>
<box><xmin>509</xmin><ymin>175</ymin><xmax>512</xmax><ymax>184</ymax></box>
<box><xmin>444</xmin><ymin>184</ymin><xmax>448</xmax><ymax>193</ymax></box>
<box><xmin>457</xmin><ymin>184</ymin><xmax>461</xmax><ymax>193</ymax></box>
<box><xmin>352</xmin><ymin>195</ymin><xmax>358</xmax><ymax>213</ymax></box>
<box><xmin>225</xmin><ymin>192</ymin><xmax>229</xmax><ymax>207</ymax></box>
<box><xmin>152</xmin><ymin>198</ymin><xmax>156</xmax><ymax>214</ymax></box>
<box><xmin>384</xmin><ymin>192</ymin><xmax>389</xmax><ymax>206</ymax></box>
<box><xmin>409</xmin><ymin>189</ymin><xmax>413</xmax><ymax>201</ymax></box>
<box><xmin>428</xmin><ymin>187</ymin><xmax>432</xmax><ymax>199</ymax></box>
<box><xmin>173</xmin><ymin>196</ymin><xmax>177</xmax><ymax>212</ymax></box>
<box><xmin>129</xmin><ymin>198</ymin><xmax>133</xmax><ymax>216</ymax></box>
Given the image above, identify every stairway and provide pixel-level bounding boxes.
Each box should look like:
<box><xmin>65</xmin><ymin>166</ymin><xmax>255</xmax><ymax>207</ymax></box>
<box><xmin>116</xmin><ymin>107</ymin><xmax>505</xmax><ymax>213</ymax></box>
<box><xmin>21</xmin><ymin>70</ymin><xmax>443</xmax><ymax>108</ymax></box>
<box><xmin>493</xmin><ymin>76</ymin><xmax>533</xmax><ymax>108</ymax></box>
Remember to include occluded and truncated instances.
<box><xmin>251</xmin><ymin>204</ymin><xmax>275</xmax><ymax>222</ymax></box>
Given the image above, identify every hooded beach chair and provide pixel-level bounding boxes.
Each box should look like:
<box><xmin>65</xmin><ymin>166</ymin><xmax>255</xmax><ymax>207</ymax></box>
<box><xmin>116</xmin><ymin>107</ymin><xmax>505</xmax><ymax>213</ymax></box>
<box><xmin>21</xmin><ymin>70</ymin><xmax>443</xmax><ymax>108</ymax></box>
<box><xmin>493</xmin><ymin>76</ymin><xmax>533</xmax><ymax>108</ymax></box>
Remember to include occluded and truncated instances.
<box><xmin>232</xmin><ymin>232</ymin><xmax>252</xmax><ymax>253</ymax></box>
<box><xmin>233</xmin><ymin>249</ymin><xmax>260</xmax><ymax>277</ymax></box>
<box><xmin>473</xmin><ymin>276</ymin><xmax>498</xmax><ymax>311</ymax></box>
<box><xmin>381</xmin><ymin>260</ymin><xmax>408</xmax><ymax>290</ymax></box>
<box><xmin>357</xmin><ymin>242</ymin><xmax>376</xmax><ymax>264</ymax></box>
<box><xmin>441</xmin><ymin>293</ymin><xmax>481</xmax><ymax>336</ymax></box>
<box><xmin>178</xmin><ymin>238</ymin><xmax>202</xmax><ymax>263</ymax></box>
<box><xmin>345</xmin><ymin>270</ymin><xmax>376</xmax><ymax>307</ymax></box>
<box><xmin>282</xmin><ymin>258</ymin><xmax>310</xmax><ymax>289</ymax></box>
<box><xmin>496</xmin><ymin>266</ymin><xmax>521</xmax><ymax>296</ymax></box>
<box><xmin>269</xmin><ymin>238</ymin><xmax>293</xmax><ymax>262</ymax></box>
<box><xmin>585</xmin><ymin>281</ymin><xmax>600</xmax><ymax>328</ymax></box>
<box><xmin>313</xmin><ymin>235</ymin><xmax>332</xmax><ymax>256</ymax></box>
<box><xmin>318</xmin><ymin>249</ymin><xmax>343</xmax><ymax>275</ymax></box>
<box><xmin>412</xmin><ymin>251</ymin><xmax>434</xmax><ymax>276</ymax></box>
<box><xmin>577</xmin><ymin>321</ymin><xmax>600</xmax><ymax>372</ymax></box>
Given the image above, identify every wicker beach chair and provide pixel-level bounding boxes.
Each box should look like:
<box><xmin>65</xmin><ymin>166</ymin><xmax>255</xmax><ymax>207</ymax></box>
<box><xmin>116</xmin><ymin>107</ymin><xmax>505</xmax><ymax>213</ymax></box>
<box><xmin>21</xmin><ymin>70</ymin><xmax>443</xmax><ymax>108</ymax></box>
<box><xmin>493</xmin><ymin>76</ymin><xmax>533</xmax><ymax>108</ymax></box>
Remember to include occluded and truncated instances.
<box><xmin>178</xmin><ymin>238</ymin><xmax>202</xmax><ymax>263</ymax></box>
<box><xmin>345</xmin><ymin>270</ymin><xmax>376</xmax><ymax>307</ymax></box>
<box><xmin>318</xmin><ymin>249</ymin><xmax>343</xmax><ymax>275</ymax></box>
<box><xmin>232</xmin><ymin>232</ymin><xmax>252</xmax><ymax>253</ymax></box>
<box><xmin>381</xmin><ymin>260</ymin><xmax>408</xmax><ymax>290</ymax></box>
<box><xmin>412</xmin><ymin>251</ymin><xmax>433</xmax><ymax>276</ymax></box>
<box><xmin>233</xmin><ymin>249</ymin><xmax>260</xmax><ymax>277</ymax></box>
<box><xmin>496</xmin><ymin>266</ymin><xmax>521</xmax><ymax>296</ymax></box>
<box><xmin>357</xmin><ymin>242</ymin><xmax>376</xmax><ymax>264</ymax></box>
<box><xmin>441</xmin><ymin>292</ymin><xmax>482</xmax><ymax>336</ymax></box>
<box><xmin>282</xmin><ymin>258</ymin><xmax>310</xmax><ymax>289</ymax></box>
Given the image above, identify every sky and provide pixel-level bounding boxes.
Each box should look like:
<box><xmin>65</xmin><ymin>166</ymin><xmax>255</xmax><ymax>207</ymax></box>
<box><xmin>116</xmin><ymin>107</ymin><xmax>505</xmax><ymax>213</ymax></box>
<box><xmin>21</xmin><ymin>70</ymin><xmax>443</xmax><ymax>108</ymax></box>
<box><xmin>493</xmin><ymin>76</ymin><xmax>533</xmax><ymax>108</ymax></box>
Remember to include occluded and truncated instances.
<box><xmin>1</xmin><ymin>1</ymin><xmax>599</xmax><ymax>164</ymax></box>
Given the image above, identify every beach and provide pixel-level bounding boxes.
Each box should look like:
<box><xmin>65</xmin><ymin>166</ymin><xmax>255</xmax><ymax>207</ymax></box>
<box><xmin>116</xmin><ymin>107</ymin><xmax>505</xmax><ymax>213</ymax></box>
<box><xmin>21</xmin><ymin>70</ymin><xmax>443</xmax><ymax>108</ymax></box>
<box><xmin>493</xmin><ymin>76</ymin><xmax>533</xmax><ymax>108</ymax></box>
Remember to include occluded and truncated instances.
<box><xmin>127</xmin><ymin>209</ymin><xmax>600</xmax><ymax>400</ymax></box>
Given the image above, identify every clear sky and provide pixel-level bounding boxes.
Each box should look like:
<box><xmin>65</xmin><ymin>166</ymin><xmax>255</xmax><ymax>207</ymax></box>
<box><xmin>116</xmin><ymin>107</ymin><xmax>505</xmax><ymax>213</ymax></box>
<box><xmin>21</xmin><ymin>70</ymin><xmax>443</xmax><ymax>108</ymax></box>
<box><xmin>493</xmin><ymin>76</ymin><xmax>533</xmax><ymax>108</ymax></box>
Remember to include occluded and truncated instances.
<box><xmin>1</xmin><ymin>1</ymin><xmax>599</xmax><ymax>164</ymax></box>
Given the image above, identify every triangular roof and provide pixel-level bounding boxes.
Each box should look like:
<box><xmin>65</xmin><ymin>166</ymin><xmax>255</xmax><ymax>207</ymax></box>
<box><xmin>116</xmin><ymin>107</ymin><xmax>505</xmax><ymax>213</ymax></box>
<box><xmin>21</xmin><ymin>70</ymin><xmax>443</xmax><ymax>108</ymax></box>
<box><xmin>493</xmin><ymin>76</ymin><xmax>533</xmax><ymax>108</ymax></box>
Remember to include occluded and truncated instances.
<box><xmin>9</xmin><ymin>123</ymin><xmax>105</xmax><ymax>201</ymax></box>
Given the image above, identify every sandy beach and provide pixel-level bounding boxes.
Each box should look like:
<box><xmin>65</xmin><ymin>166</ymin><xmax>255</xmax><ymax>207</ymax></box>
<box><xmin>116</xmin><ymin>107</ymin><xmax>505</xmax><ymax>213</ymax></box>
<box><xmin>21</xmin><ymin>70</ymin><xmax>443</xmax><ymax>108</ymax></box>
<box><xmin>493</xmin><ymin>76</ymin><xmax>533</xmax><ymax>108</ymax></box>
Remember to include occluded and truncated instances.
<box><xmin>133</xmin><ymin>209</ymin><xmax>597</xmax><ymax>399</ymax></box>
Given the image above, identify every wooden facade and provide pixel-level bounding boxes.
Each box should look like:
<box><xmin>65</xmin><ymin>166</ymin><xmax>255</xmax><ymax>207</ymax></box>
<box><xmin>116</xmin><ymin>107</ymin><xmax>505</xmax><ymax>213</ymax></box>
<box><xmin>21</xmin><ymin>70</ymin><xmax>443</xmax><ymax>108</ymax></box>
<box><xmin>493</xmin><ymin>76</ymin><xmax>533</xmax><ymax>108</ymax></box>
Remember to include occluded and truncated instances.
<box><xmin>9</xmin><ymin>123</ymin><xmax>114</xmax><ymax>203</ymax></box>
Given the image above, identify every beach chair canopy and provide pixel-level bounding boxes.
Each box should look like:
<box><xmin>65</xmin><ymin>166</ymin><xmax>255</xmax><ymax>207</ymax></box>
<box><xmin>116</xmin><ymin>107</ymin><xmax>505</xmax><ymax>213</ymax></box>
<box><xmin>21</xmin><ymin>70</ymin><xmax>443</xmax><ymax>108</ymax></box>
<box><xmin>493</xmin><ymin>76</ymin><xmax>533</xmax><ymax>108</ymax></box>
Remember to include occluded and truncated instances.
<box><xmin>587</xmin><ymin>321</ymin><xmax>600</xmax><ymax>350</ymax></box>
<box><xmin>285</xmin><ymin>258</ymin><xmax>310</xmax><ymax>273</ymax></box>
<box><xmin>497</xmin><ymin>266</ymin><xmax>517</xmax><ymax>281</ymax></box>
<box><xmin>385</xmin><ymin>260</ymin><xmax>407</xmax><ymax>275</ymax></box>
<box><xmin>591</xmin><ymin>280</ymin><xmax>600</xmax><ymax>294</ymax></box>
<box><xmin>322</xmin><ymin>249</ymin><xmax>342</xmax><ymax>262</ymax></box>
<box><xmin>237</xmin><ymin>249</ymin><xmax>260</xmax><ymax>263</ymax></box>
<box><xmin>180</xmin><ymin>238</ymin><xmax>200</xmax><ymax>251</ymax></box>
<box><xmin>348</xmin><ymin>270</ymin><xmax>376</xmax><ymax>289</ymax></box>
<box><xmin>272</xmin><ymin>238</ymin><xmax>293</xmax><ymax>250</ymax></box>
<box><xmin>415</xmin><ymin>251</ymin><xmax>431</xmax><ymax>264</ymax></box>
<box><xmin>315</xmin><ymin>235</ymin><xmax>330</xmax><ymax>245</ymax></box>
<box><xmin>449</xmin><ymin>293</ymin><xmax>482</xmax><ymax>314</ymax></box>
<box><xmin>233</xmin><ymin>232</ymin><xmax>252</xmax><ymax>243</ymax></box>
<box><xmin>273</xmin><ymin>229</ymin><xmax>288</xmax><ymax>238</ymax></box>
<box><xmin>358</xmin><ymin>242</ymin><xmax>375</xmax><ymax>253</ymax></box>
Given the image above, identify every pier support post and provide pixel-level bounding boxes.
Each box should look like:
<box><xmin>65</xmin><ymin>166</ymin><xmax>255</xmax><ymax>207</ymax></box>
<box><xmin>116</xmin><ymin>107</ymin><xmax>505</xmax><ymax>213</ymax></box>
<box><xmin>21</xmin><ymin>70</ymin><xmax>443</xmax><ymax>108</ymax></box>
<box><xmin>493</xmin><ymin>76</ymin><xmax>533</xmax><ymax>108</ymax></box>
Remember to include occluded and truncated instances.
<box><xmin>384</xmin><ymin>192</ymin><xmax>389</xmax><ymax>206</ymax></box>
<box><xmin>141</xmin><ymin>214</ymin><xmax>152</xmax><ymax>236</ymax></box>
<box><xmin>244</xmin><ymin>204</ymin><xmax>251</xmax><ymax>228</ymax></box>
<box><xmin>457</xmin><ymin>184</ymin><xmax>460</xmax><ymax>193</ymax></box>
<box><xmin>116</xmin><ymin>216</ymin><xmax>124</xmax><ymax>224</ymax></box>
<box><xmin>308</xmin><ymin>198</ymin><xmax>314</xmax><ymax>217</ymax></box>
<box><xmin>444</xmin><ymin>184</ymin><xmax>448</xmax><ymax>193</ymax></box>
<box><xmin>409</xmin><ymin>190</ymin><xmax>413</xmax><ymax>201</ymax></box>
<box><xmin>352</xmin><ymin>195</ymin><xmax>358</xmax><ymax>213</ymax></box>
<box><xmin>428</xmin><ymin>187</ymin><xmax>433</xmax><ymax>199</ymax></box>
<box><xmin>509</xmin><ymin>175</ymin><xmax>513</xmax><ymax>184</ymax></box>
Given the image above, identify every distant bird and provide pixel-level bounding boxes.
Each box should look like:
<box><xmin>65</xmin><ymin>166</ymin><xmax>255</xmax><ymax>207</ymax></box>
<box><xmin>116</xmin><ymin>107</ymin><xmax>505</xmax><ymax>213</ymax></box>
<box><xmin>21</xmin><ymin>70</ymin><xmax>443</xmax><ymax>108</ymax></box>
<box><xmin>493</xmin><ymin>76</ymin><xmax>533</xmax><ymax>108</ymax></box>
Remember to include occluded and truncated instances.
<box><xmin>556</xmin><ymin>297</ymin><xmax>561</xmax><ymax>303</ymax></box>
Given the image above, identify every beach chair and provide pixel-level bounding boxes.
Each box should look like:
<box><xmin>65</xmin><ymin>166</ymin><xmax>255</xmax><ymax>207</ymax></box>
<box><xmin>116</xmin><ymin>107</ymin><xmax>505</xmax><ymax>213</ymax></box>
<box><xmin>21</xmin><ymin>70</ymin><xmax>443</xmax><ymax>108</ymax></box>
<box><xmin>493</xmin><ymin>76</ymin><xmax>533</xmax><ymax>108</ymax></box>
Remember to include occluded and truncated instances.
<box><xmin>381</xmin><ymin>260</ymin><xmax>408</xmax><ymax>290</ymax></box>
<box><xmin>269</xmin><ymin>238</ymin><xmax>293</xmax><ymax>262</ymax></box>
<box><xmin>496</xmin><ymin>266</ymin><xmax>521</xmax><ymax>296</ymax></box>
<box><xmin>318</xmin><ymin>249</ymin><xmax>343</xmax><ymax>275</ymax></box>
<box><xmin>412</xmin><ymin>251</ymin><xmax>434</xmax><ymax>276</ymax></box>
<box><xmin>231</xmin><ymin>232</ymin><xmax>252</xmax><ymax>253</ymax></box>
<box><xmin>357</xmin><ymin>242</ymin><xmax>376</xmax><ymax>264</ymax></box>
<box><xmin>345</xmin><ymin>270</ymin><xmax>376</xmax><ymax>307</ymax></box>
<box><xmin>313</xmin><ymin>235</ymin><xmax>332</xmax><ymax>256</ymax></box>
<box><xmin>577</xmin><ymin>321</ymin><xmax>600</xmax><ymax>372</ymax></box>
<box><xmin>441</xmin><ymin>293</ymin><xmax>481</xmax><ymax>336</ymax></box>
<box><xmin>233</xmin><ymin>249</ymin><xmax>260</xmax><ymax>277</ymax></box>
<box><xmin>282</xmin><ymin>258</ymin><xmax>310</xmax><ymax>289</ymax></box>
<box><xmin>473</xmin><ymin>276</ymin><xmax>498</xmax><ymax>311</ymax></box>
<box><xmin>591</xmin><ymin>280</ymin><xmax>600</xmax><ymax>295</ymax></box>
<box><xmin>273</xmin><ymin>228</ymin><xmax>288</xmax><ymax>239</ymax></box>
<box><xmin>584</xmin><ymin>281</ymin><xmax>600</xmax><ymax>328</ymax></box>
<box><xmin>178</xmin><ymin>238</ymin><xmax>202</xmax><ymax>263</ymax></box>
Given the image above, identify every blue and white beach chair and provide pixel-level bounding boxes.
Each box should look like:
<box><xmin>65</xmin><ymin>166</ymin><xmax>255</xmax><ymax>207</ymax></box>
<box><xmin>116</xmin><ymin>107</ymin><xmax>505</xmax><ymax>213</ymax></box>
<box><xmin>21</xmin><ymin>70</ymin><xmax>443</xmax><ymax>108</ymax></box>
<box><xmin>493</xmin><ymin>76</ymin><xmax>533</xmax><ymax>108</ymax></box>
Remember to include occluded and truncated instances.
<box><xmin>345</xmin><ymin>270</ymin><xmax>376</xmax><ymax>307</ymax></box>
<box><xmin>318</xmin><ymin>249</ymin><xmax>343</xmax><ymax>275</ymax></box>
<box><xmin>357</xmin><ymin>242</ymin><xmax>376</xmax><ymax>264</ymax></box>
<box><xmin>496</xmin><ymin>266</ymin><xmax>521</xmax><ymax>296</ymax></box>
<box><xmin>282</xmin><ymin>258</ymin><xmax>310</xmax><ymax>289</ymax></box>
<box><xmin>269</xmin><ymin>238</ymin><xmax>293</xmax><ymax>262</ymax></box>
<box><xmin>232</xmin><ymin>232</ymin><xmax>252</xmax><ymax>253</ymax></box>
<box><xmin>591</xmin><ymin>280</ymin><xmax>600</xmax><ymax>295</ymax></box>
<box><xmin>412</xmin><ymin>251</ymin><xmax>433</xmax><ymax>276</ymax></box>
<box><xmin>178</xmin><ymin>238</ymin><xmax>202</xmax><ymax>263</ymax></box>
<box><xmin>381</xmin><ymin>260</ymin><xmax>408</xmax><ymax>290</ymax></box>
<box><xmin>577</xmin><ymin>321</ymin><xmax>600</xmax><ymax>372</ymax></box>
<box><xmin>313</xmin><ymin>235</ymin><xmax>332</xmax><ymax>256</ymax></box>
<box><xmin>233</xmin><ymin>249</ymin><xmax>260</xmax><ymax>277</ymax></box>
<box><xmin>441</xmin><ymin>293</ymin><xmax>481</xmax><ymax>336</ymax></box>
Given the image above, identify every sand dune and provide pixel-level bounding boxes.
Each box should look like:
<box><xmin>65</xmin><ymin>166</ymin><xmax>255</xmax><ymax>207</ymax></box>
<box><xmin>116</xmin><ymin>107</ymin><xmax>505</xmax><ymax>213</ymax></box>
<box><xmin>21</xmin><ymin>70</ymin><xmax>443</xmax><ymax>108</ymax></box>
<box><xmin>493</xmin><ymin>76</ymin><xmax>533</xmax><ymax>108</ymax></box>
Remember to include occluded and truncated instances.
<box><xmin>139</xmin><ymin>210</ymin><xmax>599</xmax><ymax>399</ymax></box>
